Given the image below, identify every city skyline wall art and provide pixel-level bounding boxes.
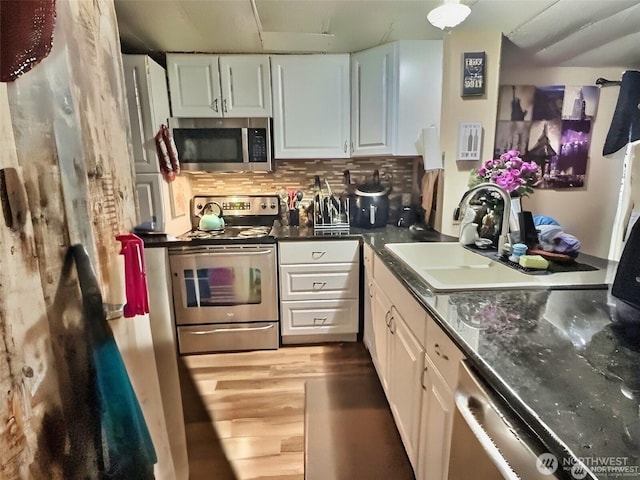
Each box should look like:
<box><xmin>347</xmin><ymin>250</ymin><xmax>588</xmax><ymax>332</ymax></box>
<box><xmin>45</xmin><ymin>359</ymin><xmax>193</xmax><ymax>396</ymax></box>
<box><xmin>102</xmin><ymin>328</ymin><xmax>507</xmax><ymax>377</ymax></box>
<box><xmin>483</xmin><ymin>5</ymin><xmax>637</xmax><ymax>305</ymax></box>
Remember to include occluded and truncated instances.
<box><xmin>494</xmin><ymin>84</ymin><xmax>600</xmax><ymax>189</ymax></box>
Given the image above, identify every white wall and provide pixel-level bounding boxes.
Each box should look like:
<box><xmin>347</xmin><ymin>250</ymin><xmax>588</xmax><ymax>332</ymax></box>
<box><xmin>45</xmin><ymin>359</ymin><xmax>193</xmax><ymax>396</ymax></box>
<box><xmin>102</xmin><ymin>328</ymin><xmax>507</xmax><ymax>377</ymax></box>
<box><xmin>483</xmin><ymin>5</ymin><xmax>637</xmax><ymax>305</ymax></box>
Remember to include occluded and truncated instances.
<box><xmin>437</xmin><ymin>29</ymin><xmax>631</xmax><ymax>259</ymax></box>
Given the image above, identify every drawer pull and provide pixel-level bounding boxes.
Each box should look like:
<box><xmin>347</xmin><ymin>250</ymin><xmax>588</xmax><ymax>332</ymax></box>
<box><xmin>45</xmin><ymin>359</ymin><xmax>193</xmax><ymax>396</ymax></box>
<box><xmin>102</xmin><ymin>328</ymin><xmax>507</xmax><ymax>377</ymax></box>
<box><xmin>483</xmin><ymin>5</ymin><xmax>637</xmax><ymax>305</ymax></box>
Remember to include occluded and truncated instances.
<box><xmin>313</xmin><ymin>317</ymin><xmax>328</xmax><ymax>324</ymax></box>
<box><xmin>313</xmin><ymin>282</ymin><xmax>327</xmax><ymax>290</ymax></box>
<box><xmin>189</xmin><ymin>324</ymin><xmax>274</xmax><ymax>334</ymax></box>
<box><xmin>434</xmin><ymin>343</ymin><xmax>449</xmax><ymax>361</ymax></box>
<box><xmin>311</xmin><ymin>251</ymin><xmax>326</xmax><ymax>259</ymax></box>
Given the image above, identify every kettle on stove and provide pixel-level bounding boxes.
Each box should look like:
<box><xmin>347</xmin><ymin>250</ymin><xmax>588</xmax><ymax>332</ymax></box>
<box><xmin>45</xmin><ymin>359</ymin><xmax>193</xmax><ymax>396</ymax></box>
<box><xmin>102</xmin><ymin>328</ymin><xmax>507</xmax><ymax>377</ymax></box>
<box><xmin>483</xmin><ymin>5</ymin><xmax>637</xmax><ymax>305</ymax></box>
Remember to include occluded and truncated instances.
<box><xmin>198</xmin><ymin>201</ymin><xmax>225</xmax><ymax>231</ymax></box>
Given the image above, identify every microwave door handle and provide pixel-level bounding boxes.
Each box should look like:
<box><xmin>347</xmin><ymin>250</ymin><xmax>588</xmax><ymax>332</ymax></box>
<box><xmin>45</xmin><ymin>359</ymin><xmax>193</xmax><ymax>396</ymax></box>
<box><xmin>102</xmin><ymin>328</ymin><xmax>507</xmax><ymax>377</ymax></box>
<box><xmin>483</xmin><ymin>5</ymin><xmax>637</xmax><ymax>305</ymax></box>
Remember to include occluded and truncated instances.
<box><xmin>454</xmin><ymin>391</ymin><xmax>520</xmax><ymax>480</ymax></box>
<box><xmin>242</xmin><ymin>128</ymin><xmax>249</xmax><ymax>163</ymax></box>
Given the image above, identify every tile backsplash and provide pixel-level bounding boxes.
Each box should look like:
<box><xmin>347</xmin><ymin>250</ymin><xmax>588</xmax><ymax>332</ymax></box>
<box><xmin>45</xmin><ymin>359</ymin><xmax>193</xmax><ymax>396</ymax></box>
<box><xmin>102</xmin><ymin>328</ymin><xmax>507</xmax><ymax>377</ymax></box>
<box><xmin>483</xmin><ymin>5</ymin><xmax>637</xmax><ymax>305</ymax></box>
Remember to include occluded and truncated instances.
<box><xmin>188</xmin><ymin>157</ymin><xmax>422</xmax><ymax>206</ymax></box>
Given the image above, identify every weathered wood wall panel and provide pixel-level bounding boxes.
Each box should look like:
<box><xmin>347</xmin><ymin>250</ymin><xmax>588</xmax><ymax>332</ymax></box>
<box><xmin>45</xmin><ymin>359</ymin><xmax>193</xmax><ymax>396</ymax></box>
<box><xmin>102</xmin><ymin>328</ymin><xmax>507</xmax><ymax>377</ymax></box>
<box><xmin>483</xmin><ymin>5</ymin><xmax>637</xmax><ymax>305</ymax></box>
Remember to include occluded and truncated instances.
<box><xmin>2</xmin><ymin>0</ymin><xmax>170</xmax><ymax>478</ymax></box>
<box><xmin>0</xmin><ymin>83</ymin><xmax>68</xmax><ymax>479</ymax></box>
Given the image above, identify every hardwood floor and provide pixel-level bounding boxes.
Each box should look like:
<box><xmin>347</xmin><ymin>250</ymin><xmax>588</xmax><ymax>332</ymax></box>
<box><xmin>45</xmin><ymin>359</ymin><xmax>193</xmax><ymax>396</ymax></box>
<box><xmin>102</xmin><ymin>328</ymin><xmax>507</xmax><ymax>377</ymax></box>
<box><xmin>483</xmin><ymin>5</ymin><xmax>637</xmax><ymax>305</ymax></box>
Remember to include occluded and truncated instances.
<box><xmin>179</xmin><ymin>342</ymin><xmax>377</xmax><ymax>480</ymax></box>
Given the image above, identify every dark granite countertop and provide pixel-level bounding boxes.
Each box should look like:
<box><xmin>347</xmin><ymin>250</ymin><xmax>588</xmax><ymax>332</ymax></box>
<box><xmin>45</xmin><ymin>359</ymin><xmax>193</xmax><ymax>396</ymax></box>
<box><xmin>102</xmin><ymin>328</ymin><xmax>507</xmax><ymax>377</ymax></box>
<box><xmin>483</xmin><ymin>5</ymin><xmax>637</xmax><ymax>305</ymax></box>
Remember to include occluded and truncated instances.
<box><xmin>146</xmin><ymin>223</ymin><xmax>638</xmax><ymax>478</ymax></box>
<box><xmin>361</xmin><ymin>229</ymin><xmax>639</xmax><ymax>480</ymax></box>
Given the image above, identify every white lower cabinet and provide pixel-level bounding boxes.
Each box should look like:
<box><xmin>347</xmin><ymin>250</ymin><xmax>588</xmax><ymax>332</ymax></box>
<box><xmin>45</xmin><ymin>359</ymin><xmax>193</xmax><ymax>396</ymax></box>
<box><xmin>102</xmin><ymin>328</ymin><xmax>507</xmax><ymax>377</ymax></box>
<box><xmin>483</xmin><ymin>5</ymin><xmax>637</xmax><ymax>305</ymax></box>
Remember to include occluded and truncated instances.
<box><xmin>388</xmin><ymin>307</ymin><xmax>424</xmax><ymax>472</ymax></box>
<box><xmin>279</xmin><ymin>240</ymin><xmax>359</xmax><ymax>343</ymax></box>
<box><xmin>370</xmin><ymin>280</ymin><xmax>391</xmax><ymax>392</ymax></box>
<box><xmin>365</xmin><ymin>247</ymin><xmax>464</xmax><ymax>480</ymax></box>
<box><xmin>418</xmin><ymin>353</ymin><xmax>454</xmax><ymax>480</ymax></box>
<box><xmin>362</xmin><ymin>243</ymin><xmax>375</xmax><ymax>361</ymax></box>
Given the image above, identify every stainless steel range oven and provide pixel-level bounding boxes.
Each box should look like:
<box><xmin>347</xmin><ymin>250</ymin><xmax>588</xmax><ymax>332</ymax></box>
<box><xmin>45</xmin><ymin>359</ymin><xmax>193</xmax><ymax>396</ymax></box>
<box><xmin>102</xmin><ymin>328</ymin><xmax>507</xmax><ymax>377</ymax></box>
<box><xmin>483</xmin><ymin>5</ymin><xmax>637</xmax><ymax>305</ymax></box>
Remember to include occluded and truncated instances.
<box><xmin>169</xmin><ymin>195</ymin><xmax>280</xmax><ymax>354</ymax></box>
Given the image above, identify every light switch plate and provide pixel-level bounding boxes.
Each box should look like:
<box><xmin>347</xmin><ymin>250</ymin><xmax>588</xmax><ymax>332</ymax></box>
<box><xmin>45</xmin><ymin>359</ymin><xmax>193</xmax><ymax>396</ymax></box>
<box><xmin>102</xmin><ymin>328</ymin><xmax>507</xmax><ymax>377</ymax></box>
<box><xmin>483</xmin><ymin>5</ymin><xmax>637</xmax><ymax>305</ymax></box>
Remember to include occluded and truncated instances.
<box><xmin>458</xmin><ymin>122</ymin><xmax>482</xmax><ymax>161</ymax></box>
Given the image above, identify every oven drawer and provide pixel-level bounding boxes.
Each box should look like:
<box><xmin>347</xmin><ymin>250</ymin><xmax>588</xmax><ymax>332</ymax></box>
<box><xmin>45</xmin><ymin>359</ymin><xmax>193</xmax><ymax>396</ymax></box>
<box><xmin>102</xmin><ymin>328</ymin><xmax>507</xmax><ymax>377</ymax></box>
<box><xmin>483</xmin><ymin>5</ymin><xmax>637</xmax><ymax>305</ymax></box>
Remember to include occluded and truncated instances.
<box><xmin>281</xmin><ymin>299</ymin><xmax>358</xmax><ymax>335</ymax></box>
<box><xmin>279</xmin><ymin>240</ymin><xmax>359</xmax><ymax>265</ymax></box>
<box><xmin>279</xmin><ymin>264</ymin><xmax>359</xmax><ymax>301</ymax></box>
<box><xmin>177</xmin><ymin>321</ymin><xmax>279</xmax><ymax>354</ymax></box>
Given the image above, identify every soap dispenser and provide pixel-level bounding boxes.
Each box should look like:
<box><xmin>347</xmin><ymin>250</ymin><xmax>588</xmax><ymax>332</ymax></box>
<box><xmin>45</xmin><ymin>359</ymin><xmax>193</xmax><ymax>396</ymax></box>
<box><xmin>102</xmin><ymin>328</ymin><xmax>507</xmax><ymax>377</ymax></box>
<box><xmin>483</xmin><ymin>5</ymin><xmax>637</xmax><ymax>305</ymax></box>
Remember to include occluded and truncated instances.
<box><xmin>459</xmin><ymin>222</ymin><xmax>479</xmax><ymax>245</ymax></box>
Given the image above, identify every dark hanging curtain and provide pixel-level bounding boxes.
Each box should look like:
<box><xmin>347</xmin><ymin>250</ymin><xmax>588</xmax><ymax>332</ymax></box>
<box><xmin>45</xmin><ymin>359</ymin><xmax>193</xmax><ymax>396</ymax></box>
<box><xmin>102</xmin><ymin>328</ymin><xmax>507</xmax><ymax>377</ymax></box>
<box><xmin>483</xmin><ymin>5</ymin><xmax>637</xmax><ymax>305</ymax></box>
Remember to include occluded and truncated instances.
<box><xmin>603</xmin><ymin>70</ymin><xmax>640</xmax><ymax>156</ymax></box>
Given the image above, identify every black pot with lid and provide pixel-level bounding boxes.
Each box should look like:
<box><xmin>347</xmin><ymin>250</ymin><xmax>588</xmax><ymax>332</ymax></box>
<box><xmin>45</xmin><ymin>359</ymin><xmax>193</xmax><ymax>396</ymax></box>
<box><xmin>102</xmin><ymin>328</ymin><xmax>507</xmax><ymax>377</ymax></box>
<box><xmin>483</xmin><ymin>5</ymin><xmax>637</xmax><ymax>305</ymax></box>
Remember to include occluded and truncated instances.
<box><xmin>354</xmin><ymin>170</ymin><xmax>391</xmax><ymax>228</ymax></box>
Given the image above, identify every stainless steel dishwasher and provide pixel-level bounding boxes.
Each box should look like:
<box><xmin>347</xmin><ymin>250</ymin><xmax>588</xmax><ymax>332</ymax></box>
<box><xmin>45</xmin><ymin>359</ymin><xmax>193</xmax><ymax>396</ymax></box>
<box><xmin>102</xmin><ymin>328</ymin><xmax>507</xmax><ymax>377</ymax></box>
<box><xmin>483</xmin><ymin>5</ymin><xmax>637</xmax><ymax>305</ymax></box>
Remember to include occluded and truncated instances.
<box><xmin>448</xmin><ymin>362</ymin><xmax>561</xmax><ymax>480</ymax></box>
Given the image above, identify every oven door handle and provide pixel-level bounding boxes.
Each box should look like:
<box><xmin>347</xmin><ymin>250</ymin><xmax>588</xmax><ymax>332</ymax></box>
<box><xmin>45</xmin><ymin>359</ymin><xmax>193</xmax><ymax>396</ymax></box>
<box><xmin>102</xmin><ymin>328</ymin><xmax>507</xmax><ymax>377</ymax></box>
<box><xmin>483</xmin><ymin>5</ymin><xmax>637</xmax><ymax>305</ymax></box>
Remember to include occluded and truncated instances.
<box><xmin>188</xmin><ymin>324</ymin><xmax>275</xmax><ymax>335</ymax></box>
<box><xmin>454</xmin><ymin>390</ymin><xmax>521</xmax><ymax>480</ymax></box>
<box><xmin>172</xmin><ymin>248</ymin><xmax>274</xmax><ymax>257</ymax></box>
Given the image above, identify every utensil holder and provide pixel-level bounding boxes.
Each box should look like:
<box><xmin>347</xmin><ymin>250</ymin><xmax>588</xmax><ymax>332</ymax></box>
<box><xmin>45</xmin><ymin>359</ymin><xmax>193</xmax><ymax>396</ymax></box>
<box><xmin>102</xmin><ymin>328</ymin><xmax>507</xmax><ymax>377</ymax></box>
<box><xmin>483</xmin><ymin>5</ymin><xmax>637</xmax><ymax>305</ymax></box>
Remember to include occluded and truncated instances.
<box><xmin>289</xmin><ymin>209</ymin><xmax>299</xmax><ymax>227</ymax></box>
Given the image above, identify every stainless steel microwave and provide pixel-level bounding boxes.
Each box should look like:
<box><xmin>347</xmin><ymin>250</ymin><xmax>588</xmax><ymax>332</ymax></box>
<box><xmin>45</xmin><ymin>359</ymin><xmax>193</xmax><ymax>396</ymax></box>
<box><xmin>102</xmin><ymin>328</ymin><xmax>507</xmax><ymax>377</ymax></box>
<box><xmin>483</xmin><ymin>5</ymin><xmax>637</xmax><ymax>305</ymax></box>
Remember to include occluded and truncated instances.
<box><xmin>168</xmin><ymin>117</ymin><xmax>272</xmax><ymax>172</ymax></box>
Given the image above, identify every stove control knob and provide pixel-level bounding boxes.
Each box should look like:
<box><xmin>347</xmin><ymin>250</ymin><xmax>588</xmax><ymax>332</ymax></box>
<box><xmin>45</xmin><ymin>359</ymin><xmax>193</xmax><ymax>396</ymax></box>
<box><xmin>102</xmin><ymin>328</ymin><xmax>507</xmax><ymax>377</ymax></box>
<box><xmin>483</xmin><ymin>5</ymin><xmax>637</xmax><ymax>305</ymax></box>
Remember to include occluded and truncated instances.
<box><xmin>260</xmin><ymin>202</ymin><xmax>267</xmax><ymax>209</ymax></box>
<box><xmin>196</xmin><ymin>203</ymin><xmax>203</xmax><ymax>210</ymax></box>
<box><xmin>270</xmin><ymin>202</ymin><xmax>277</xmax><ymax>210</ymax></box>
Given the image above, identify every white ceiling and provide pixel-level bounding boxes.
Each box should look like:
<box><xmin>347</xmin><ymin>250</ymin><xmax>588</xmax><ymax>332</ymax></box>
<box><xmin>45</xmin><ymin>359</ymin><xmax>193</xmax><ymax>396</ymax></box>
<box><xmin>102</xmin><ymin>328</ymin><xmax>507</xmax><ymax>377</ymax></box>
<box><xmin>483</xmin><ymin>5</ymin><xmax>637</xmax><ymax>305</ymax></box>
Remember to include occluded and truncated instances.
<box><xmin>114</xmin><ymin>0</ymin><xmax>640</xmax><ymax>69</ymax></box>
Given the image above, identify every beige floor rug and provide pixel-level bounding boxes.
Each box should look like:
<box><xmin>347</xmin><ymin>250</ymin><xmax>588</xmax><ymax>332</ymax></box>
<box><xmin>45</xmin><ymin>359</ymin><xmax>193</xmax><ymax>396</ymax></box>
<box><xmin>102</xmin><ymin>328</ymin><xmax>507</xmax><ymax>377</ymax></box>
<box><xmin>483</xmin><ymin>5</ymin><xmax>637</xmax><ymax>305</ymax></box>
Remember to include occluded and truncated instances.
<box><xmin>305</xmin><ymin>373</ymin><xmax>415</xmax><ymax>480</ymax></box>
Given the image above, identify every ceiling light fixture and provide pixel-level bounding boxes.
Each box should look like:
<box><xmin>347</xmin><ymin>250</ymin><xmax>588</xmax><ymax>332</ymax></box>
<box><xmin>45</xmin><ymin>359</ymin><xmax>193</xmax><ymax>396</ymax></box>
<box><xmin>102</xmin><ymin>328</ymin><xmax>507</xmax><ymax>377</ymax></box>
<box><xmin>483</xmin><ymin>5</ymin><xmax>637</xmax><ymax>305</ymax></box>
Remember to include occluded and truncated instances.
<box><xmin>427</xmin><ymin>0</ymin><xmax>471</xmax><ymax>30</ymax></box>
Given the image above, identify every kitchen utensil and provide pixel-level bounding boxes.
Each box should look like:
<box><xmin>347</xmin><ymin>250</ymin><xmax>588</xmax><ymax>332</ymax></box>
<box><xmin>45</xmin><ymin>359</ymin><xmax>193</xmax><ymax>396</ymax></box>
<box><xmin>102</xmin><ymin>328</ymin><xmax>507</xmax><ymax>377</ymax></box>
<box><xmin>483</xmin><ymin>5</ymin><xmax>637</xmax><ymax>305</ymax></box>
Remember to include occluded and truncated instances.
<box><xmin>324</xmin><ymin>179</ymin><xmax>340</xmax><ymax>218</ymax></box>
<box><xmin>288</xmin><ymin>189</ymin><xmax>296</xmax><ymax>209</ymax></box>
<box><xmin>354</xmin><ymin>169</ymin><xmax>391</xmax><ymax>228</ymax></box>
<box><xmin>198</xmin><ymin>201</ymin><xmax>225</xmax><ymax>231</ymax></box>
<box><xmin>278</xmin><ymin>188</ymin><xmax>288</xmax><ymax>212</ymax></box>
<box><xmin>341</xmin><ymin>170</ymin><xmax>357</xmax><ymax>223</ymax></box>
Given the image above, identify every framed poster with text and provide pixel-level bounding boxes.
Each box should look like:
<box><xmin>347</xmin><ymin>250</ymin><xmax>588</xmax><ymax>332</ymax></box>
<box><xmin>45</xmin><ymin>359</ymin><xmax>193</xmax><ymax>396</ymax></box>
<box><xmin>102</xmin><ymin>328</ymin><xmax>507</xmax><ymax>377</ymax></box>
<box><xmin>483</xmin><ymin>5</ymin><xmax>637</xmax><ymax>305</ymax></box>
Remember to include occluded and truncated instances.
<box><xmin>462</xmin><ymin>52</ymin><xmax>486</xmax><ymax>97</ymax></box>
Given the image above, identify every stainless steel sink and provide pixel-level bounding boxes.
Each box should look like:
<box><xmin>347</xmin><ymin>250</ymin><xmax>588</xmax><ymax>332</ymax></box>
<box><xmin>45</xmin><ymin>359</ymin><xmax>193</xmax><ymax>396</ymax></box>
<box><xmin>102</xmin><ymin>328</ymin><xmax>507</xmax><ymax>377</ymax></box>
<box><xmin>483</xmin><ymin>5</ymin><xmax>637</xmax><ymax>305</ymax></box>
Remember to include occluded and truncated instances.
<box><xmin>384</xmin><ymin>242</ymin><xmax>611</xmax><ymax>292</ymax></box>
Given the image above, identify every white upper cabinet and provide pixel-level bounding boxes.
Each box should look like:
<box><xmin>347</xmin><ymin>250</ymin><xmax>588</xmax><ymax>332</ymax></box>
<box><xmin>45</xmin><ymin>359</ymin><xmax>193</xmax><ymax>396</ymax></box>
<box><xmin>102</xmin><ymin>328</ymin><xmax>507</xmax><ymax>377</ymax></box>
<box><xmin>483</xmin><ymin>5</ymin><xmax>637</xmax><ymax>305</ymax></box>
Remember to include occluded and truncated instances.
<box><xmin>271</xmin><ymin>54</ymin><xmax>351</xmax><ymax>159</ymax></box>
<box><xmin>351</xmin><ymin>40</ymin><xmax>443</xmax><ymax>157</ymax></box>
<box><xmin>122</xmin><ymin>54</ymin><xmax>171</xmax><ymax>173</ymax></box>
<box><xmin>167</xmin><ymin>54</ymin><xmax>271</xmax><ymax>118</ymax></box>
<box><xmin>167</xmin><ymin>54</ymin><xmax>221</xmax><ymax>117</ymax></box>
<box><xmin>219</xmin><ymin>55</ymin><xmax>272</xmax><ymax>117</ymax></box>
<box><xmin>350</xmin><ymin>42</ymin><xmax>396</xmax><ymax>156</ymax></box>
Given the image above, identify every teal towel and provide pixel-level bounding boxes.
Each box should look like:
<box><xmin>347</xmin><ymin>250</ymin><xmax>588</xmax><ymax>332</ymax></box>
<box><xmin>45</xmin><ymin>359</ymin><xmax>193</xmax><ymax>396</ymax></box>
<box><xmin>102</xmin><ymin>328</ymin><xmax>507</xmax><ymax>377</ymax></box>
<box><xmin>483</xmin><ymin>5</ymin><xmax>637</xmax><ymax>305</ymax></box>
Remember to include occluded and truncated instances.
<box><xmin>72</xmin><ymin>245</ymin><xmax>157</xmax><ymax>479</ymax></box>
<box><xmin>92</xmin><ymin>334</ymin><xmax>157</xmax><ymax>479</ymax></box>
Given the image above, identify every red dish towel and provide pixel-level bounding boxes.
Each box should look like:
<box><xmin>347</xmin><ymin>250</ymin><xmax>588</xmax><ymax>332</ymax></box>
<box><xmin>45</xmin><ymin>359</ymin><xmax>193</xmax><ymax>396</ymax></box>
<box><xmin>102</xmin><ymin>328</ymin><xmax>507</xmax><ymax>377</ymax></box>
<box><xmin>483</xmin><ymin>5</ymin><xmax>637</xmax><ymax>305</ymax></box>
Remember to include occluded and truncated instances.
<box><xmin>116</xmin><ymin>234</ymin><xmax>150</xmax><ymax>318</ymax></box>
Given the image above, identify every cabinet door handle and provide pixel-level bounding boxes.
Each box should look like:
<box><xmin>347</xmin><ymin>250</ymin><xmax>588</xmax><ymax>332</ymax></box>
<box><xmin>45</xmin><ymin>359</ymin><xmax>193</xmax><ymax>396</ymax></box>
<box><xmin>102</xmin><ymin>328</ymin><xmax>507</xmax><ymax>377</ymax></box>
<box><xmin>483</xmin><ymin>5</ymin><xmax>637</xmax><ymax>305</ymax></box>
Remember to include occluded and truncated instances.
<box><xmin>421</xmin><ymin>366</ymin><xmax>428</xmax><ymax>390</ymax></box>
<box><xmin>368</xmin><ymin>283</ymin><xmax>373</xmax><ymax>298</ymax></box>
<box><xmin>434</xmin><ymin>343</ymin><xmax>449</xmax><ymax>361</ymax></box>
<box><xmin>313</xmin><ymin>317</ymin><xmax>328</xmax><ymax>324</ymax></box>
<box><xmin>212</xmin><ymin>98</ymin><xmax>219</xmax><ymax>112</ymax></box>
<box><xmin>384</xmin><ymin>310</ymin><xmax>392</xmax><ymax>327</ymax></box>
<box><xmin>312</xmin><ymin>282</ymin><xmax>327</xmax><ymax>290</ymax></box>
<box><xmin>388</xmin><ymin>315</ymin><xmax>395</xmax><ymax>335</ymax></box>
<box><xmin>223</xmin><ymin>98</ymin><xmax>228</xmax><ymax>113</ymax></box>
<box><xmin>344</xmin><ymin>141</ymin><xmax>348</xmax><ymax>153</ymax></box>
<box><xmin>311</xmin><ymin>251</ymin><xmax>326</xmax><ymax>259</ymax></box>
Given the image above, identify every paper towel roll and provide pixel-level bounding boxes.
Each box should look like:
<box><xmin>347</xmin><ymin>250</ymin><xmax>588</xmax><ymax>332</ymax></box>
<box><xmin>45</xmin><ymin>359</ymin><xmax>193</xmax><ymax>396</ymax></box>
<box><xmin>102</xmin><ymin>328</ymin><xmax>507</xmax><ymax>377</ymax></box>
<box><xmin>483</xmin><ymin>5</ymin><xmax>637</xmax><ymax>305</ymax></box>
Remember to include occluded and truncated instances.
<box><xmin>105</xmin><ymin>254</ymin><xmax>127</xmax><ymax>306</ymax></box>
<box><xmin>421</xmin><ymin>126</ymin><xmax>442</xmax><ymax>170</ymax></box>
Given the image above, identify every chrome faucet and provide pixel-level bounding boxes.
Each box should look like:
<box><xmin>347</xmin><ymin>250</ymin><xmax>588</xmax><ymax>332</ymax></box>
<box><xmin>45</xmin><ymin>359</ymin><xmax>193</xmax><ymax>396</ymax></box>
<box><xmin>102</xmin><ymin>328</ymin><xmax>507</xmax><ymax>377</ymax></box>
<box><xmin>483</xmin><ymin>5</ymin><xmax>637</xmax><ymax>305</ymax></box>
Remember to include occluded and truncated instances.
<box><xmin>455</xmin><ymin>182</ymin><xmax>512</xmax><ymax>254</ymax></box>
